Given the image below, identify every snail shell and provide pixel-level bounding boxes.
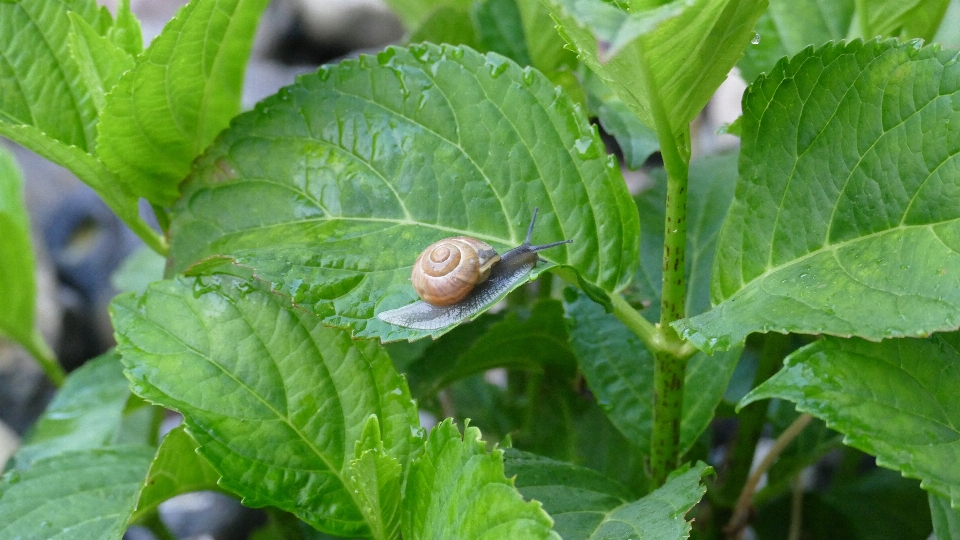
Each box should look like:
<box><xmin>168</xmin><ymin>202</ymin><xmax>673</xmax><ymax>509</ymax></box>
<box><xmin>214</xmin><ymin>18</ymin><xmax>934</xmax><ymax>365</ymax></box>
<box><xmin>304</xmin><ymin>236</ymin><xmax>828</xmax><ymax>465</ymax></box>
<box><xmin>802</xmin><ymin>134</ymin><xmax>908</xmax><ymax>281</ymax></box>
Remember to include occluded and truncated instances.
<box><xmin>377</xmin><ymin>208</ymin><xmax>571</xmax><ymax>331</ymax></box>
<box><xmin>411</xmin><ymin>237</ymin><xmax>500</xmax><ymax>306</ymax></box>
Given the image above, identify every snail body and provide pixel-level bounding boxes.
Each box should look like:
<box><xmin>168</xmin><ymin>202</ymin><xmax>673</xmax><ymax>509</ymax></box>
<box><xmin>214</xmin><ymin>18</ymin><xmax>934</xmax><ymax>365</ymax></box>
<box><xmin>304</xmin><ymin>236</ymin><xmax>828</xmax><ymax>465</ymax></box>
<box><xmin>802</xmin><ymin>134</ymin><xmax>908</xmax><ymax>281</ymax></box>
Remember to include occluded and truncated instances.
<box><xmin>377</xmin><ymin>208</ymin><xmax>571</xmax><ymax>330</ymax></box>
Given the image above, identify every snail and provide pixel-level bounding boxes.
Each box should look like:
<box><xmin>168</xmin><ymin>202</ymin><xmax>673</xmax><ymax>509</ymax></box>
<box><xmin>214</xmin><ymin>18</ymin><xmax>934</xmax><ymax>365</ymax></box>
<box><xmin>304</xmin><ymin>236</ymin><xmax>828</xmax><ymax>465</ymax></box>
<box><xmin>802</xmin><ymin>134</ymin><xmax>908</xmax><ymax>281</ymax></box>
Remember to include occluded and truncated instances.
<box><xmin>377</xmin><ymin>208</ymin><xmax>571</xmax><ymax>330</ymax></box>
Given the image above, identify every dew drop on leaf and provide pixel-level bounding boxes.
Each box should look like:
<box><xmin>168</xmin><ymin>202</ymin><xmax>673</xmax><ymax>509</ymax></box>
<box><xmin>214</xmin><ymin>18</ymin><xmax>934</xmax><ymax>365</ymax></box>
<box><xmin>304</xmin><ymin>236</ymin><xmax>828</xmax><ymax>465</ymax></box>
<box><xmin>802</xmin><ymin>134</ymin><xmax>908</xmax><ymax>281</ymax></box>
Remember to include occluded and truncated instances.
<box><xmin>522</xmin><ymin>67</ymin><xmax>535</xmax><ymax>86</ymax></box>
<box><xmin>376</xmin><ymin>48</ymin><xmax>396</xmax><ymax>66</ymax></box>
<box><xmin>751</xmin><ymin>33</ymin><xmax>760</xmax><ymax>44</ymax></box>
<box><xmin>487</xmin><ymin>59</ymin><xmax>509</xmax><ymax>78</ymax></box>
<box><xmin>574</xmin><ymin>136</ymin><xmax>597</xmax><ymax>158</ymax></box>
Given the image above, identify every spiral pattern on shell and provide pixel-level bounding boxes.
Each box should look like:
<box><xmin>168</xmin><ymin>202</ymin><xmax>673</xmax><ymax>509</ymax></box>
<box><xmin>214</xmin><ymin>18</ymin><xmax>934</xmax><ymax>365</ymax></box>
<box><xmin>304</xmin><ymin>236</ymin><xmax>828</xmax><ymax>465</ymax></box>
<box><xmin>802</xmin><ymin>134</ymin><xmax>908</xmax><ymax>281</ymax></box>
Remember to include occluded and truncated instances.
<box><xmin>411</xmin><ymin>236</ymin><xmax>500</xmax><ymax>306</ymax></box>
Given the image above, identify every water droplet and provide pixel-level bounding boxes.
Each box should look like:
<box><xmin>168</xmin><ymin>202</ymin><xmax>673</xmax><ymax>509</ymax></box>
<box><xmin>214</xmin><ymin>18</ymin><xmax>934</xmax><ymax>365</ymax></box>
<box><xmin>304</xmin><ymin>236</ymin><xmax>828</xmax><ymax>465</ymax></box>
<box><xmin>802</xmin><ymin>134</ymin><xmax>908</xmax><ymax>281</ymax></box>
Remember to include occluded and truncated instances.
<box><xmin>574</xmin><ymin>136</ymin><xmax>597</xmax><ymax>158</ymax></box>
<box><xmin>751</xmin><ymin>33</ymin><xmax>761</xmax><ymax>45</ymax></box>
<box><xmin>449</xmin><ymin>47</ymin><xmax>464</xmax><ymax>59</ymax></box>
<box><xmin>410</xmin><ymin>43</ymin><xmax>430</xmax><ymax>62</ymax></box>
<box><xmin>317</xmin><ymin>66</ymin><xmax>330</xmax><ymax>81</ymax></box>
<box><xmin>488</xmin><ymin>59</ymin><xmax>509</xmax><ymax>78</ymax></box>
<box><xmin>522</xmin><ymin>67</ymin><xmax>536</xmax><ymax>86</ymax></box>
<box><xmin>799</xmin><ymin>273</ymin><xmax>809</xmax><ymax>278</ymax></box>
<box><xmin>377</xmin><ymin>48</ymin><xmax>397</xmax><ymax>66</ymax></box>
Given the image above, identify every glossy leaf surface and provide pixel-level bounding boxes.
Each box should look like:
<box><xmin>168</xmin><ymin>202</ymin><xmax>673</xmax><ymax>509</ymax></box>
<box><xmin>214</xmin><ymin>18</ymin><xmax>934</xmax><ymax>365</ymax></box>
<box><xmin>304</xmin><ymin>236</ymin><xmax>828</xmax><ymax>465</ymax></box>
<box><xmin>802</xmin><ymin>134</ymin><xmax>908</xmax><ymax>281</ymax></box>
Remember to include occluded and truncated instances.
<box><xmin>169</xmin><ymin>44</ymin><xmax>639</xmax><ymax>341</ymax></box>
<box><xmin>504</xmin><ymin>449</ymin><xmax>633</xmax><ymax>538</ymax></box>
<box><xmin>0</xmin><ymin>147</ymin><xmax>38</xmax><ymax>349</ymax></box>
<box><xmin>0</xmin><ymin>447</ymin><xmax>154</xmax><ymax>540</ymax></box>
<box><xmin>738</xmin><ymin>0</ymin><xmax>854</xmax><ymax>83</ymax></box>
<box><xmin>133</xmin><ymin>426</ymin><xmax>221</xmax><ymax>521</ymax></box>
<box><xmin>67</xmin><ymin>11</ymin><xmax>134</xmax><ymax>111</ymax></box>
<box><xmin>97</xmin><ymin>0</ymin><xmax>270</xmax><ymax>206</ymax></box>
<box><xmin>932</xmin><ymin>493</ymin><xmax>960</xmax><ymax>539</ymax></box>
<box><xmin>546</xmin><ymin>0</ymin><xmax>766</xmax><ymax>131</ymax></box>
<box><xmin>583</xmin><ymin>68</ymin><xmax>659</xmax><ymax>170</ymax></box>
<box><xmin>401</xmin><ymin>420</ymin><xmax>557</xmax><ymax>540</ymax></box>
<box><xmin>508</xmin><ymin>452</ymin><xmax>708</xmax><ymax>539</ymax></box>
<box><xmin>742</xmin><ymin>333</ymin><xmax>960</xmax><ymax>506</ymax></box>
<box><xmin>676</xmin><ymin>41</ymin><xmax>960</xmax><ymax>352</ymax></box>
<box><xmin>12</xmin><ymin>352</ymin><xmax>130</xmax><ymax>468</ymax></box>
<box><xmin>0</xmin><ymin>0</ymin><xmax>107</xmax><ymax>151</ymax></box>
<box><xmin>111</xmin><ymin>275</ymin><xmax>421</xmax><ymax>536</ymax></box>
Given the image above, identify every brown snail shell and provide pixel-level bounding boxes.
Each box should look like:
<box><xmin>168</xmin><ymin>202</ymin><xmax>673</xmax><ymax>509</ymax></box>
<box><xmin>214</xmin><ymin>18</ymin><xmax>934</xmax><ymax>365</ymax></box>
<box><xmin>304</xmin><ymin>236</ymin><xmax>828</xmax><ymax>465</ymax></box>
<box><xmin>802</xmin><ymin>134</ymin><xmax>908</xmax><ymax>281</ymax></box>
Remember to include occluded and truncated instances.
<box><xmin>411</xmin><ymin>237</ymin><xmax>500</xmax><ymax>306</ymax></box>
<box><xmin>377</xmin><ymin>208</ymin><xmax>572</xmax><ymax>330</ymax></box>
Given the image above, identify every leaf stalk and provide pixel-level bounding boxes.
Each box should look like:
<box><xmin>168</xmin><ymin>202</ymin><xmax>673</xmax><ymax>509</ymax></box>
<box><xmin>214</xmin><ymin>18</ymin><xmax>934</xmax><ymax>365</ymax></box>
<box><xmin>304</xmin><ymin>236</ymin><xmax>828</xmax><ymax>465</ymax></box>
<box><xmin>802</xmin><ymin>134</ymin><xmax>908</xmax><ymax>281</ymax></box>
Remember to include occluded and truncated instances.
<box><xmin>636</xmin><ymin>38</ymin><xmax>693</xmax><ymax>487</ymax></box>
<box><xmin>22</xmin><ymin>328</ymin><xmax>65</xmax><ymax>387</ymax></box>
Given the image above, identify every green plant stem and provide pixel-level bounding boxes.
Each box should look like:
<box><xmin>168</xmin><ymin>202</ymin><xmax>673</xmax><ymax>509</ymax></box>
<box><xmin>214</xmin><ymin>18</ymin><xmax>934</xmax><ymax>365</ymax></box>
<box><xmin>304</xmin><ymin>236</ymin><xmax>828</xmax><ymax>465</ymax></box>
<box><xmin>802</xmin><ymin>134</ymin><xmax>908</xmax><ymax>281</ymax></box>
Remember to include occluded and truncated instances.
<box><xmin>22</xmin><ymin>328</ymin><xmax>65</xmax><ymax>387</ymax></box>
<box><xmin>725</xmin><ymin>413</ymin><xmax>814</xmax><ymax>538</ymax></box>
<box><xmin>636</xmin><ymin>43</ymin><xmax>693</xmax><ymax>487</ymax></box>
<box><xmin>650</xmin><ymin>350</ymin><xmax>686</xmax><ymax>486</ymax></box>
<box><xmin>611</xmin><ymin>293</ymin><xmax>659</xmax><ymax>348</ymax></box>
<box><xmin>657</xmin><ymin>131</ymin><xmax>691</xmax><ymax>337</ymax></box>
<box><xmin>718</xmin><ymin>333</ymin><xmax>790</xmax><ymax>505</ymax></box>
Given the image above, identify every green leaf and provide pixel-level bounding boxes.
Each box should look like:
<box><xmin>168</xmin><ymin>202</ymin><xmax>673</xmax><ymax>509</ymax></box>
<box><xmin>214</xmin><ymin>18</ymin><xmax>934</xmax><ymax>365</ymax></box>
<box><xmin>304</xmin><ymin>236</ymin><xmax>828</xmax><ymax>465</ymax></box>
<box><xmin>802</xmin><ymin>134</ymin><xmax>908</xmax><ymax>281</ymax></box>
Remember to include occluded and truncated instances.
<box><xmin>509</xmin><ymin>453</ymin><xmax>709</xmax><ymax>539</ymax></box>
<box><xmin>406</xmin><ymin>300</ymin><xmax>575</xmax><ymax>399</ymax></box>
<box><xmin>566</xmin><ymin>291</ymin><xmax>740</xmax><ymax>456</ymax></box>
<box><xmin>97</xmin><ymin>0</ymin><xmax>270</xmax><ymax>206</ymax></box>
<box><xmin>675</xmin><ymin>40</ymin><xmax>960</xmax><ymax>353</ymax></box>
<box><xmin>0</xmin><ymin>145</ymin><xmax>37</xmax><ymax>347</ymax></box>
<box><xmin>932</xmin><ymin>493</ymin><xmax>960</xmax><ymax>539</ymax></box>
<box><xmin>741</xmin><ymin>333</ymin><xmax>960</xmax><ymax>506</ymax></box>
<box><xmin>472</xmin><ymin>0</ymin><xmax>532</xmax><ymax>66</ymax></box>
<box><xmin>111</xmin><ymin>275</ymin><xmax>421</xmax><ymax>537</ymax></box>
<box><xmin>631</xmin><ymin>152</ymin><xmax>739</xmax><ymax>321</ymax></box>
<box><xmin>0</xmin><ymin>0</ymin><xmax>105</xmax><ymax>151</ymax></box>
<box><xmin>384</xmin><ymin>0</ymin><xmax>471</xmax><ymax>31</ymax></box>
<box><xmin>546</xmin><ymin>0</ymin><xmax>766</xmax><ymax>132</ymax></box>
<box><xmin>853</xmin><ymin>0</ymin><xmax>950</xmax><ymax>42</ymax></box>
<box><xmin>168</xmin><ymin>44</ymin><xmax>639</xmax><ymax>342</ymax></box>
<box><xmin>347</xmin><ymin>416</ymin><xmax>403</xmax><ymax>540</ymax></box>
<box><xmin>68</xmin><ymin>11</ymin><xmax>135</xmax><ymax>111</ymax></box>
<box><xmin>408</xmin><ymin>5</ymin><xmax>481</xmax><ymax>50</ymax></box>
<box><xmin>132</xmin><ymin>426</ymin><xmax>221</xmax><ymax>520</ymax></box>
<box><xmin>583</xmin><ymin>68</ymin><xmax>659</xmax><ymax>170</ymax></box>
<box><xmin>401</xmin><ymin>419</ymin><xmax>556</xmax><ymax>540</ymax></box>
<box><xmin>12</xmin><ymin>351</ymin><xmax>130</xmax><ymax>468</ymax></box>
<box><xmin>0</xmin><ymin>446</ymin><xmax>155</xmax><ymax>540</ymax></box>
<box><xmin>517</xmin><ymin>0</ymin><xmax>578</xmax><ymax>78</ymax></box>
<box><xmin>110</xmin><ymin>244</ymin><xmax>167</xmax><ymax>295</ymax></box>
<box><xmin>738</xmin><ymin>0</ymin><xmax>854</xmax><ymax>83</ymax></box>
<box><xmin>107</xmin><ymin>0</ymin><xmax>143</xmax><ymax>56</ymax></box>
<box><xmin>0</xmin><ymin>123</ymin><xmax>138</xmax><ymax>213</ymax></box>
<box><xmin>504</xmin><ymin>448</ymin><xmax>633</xmax><ymax>538</ymax></box>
